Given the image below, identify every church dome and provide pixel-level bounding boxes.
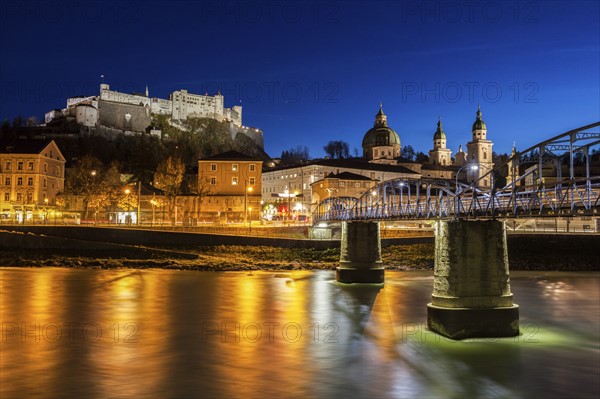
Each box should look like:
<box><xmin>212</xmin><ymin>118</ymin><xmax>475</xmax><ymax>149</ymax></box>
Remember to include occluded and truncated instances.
<box><xmin>362</xmin><ymin>105</ymin><xmax>401</xmax><ymax>148</ymax></box>
<box><xmin>472</xmin><ymin>105</ymin><xmax>487</xmax><ymax>131</ymax></box>
<box><xmin>433</xmin><ymin>118</ymin><xmax>446</xmax><ymax>140</ymax></box>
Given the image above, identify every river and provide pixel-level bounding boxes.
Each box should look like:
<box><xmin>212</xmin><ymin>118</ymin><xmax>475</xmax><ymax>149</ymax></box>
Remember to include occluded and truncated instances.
<box><xmin>1</xmin><ymin>268</ymin><xmax>598</xmax><ymax>399</ymax></box>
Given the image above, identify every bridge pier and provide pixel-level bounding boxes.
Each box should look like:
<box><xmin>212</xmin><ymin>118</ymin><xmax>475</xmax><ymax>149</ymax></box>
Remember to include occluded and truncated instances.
<box><xmin>427</xmin><ymin>220</ymin><xmax>519</xmax><ymax>339</ymax></box>
<box><xmin>337</xmin><ymin>221</ymin><xmax>384</xmax><ymax>284</ymax></box>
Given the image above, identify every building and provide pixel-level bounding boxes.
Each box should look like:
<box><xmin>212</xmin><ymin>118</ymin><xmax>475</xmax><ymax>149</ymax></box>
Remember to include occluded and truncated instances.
<box><xmin>466</xmin><ymin>105</ymin><xmax>494</xmax><ymax>188</ymax></box>
<box><xmin>429</xmin><ymin>118</ymin><xmax>452</xmax><ymax>166</ymax></box>
<box><xmin>362</xmin><ymin>104</ymin><xmax>401</xmax><ymax>163</ymax></box>
<box><xmin>197</xmin><ymin>150</ymin><xmax>263</xmax><ymax>222</ymax></box>
<box><xmin>0</xmin><ymin>139</ymin><xmax>66</xmax><ymax>222</ymax></box>
<box><xmin>45</xmin><ymin>82</ymin><xmax>262</xmax><ymax>148</ymax></box>
<box><xmin>311</xmin><ymin>172</ymin><xmax>377</xmax><ymax>204</ymax></box>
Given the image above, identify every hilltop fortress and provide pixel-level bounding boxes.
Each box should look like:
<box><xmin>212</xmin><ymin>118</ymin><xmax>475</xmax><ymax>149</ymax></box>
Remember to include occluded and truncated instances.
<box><xmin>45</xmin><ymin>83</ymin><xmax>264</xmax><ymax>149</ymax></box>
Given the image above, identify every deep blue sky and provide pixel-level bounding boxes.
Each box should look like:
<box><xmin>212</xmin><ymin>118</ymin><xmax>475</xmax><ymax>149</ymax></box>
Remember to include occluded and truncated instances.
<box><xmin>1</xmin><ymin>0</ymin><xmax>598</xmax><ymax>158</ymax></box>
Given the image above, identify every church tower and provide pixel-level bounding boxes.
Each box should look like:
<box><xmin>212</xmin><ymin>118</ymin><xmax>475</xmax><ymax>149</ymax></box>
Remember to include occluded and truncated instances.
<box><xmin>506</xmin><ymin>144</ymin><xmax>520</xmax><ymax>186</ymax></box>
<box><xmin>454</xmin><ymin>145</ymin><xmax>466</xmax><ymax>166</ymax></box>
<box><xmin>428</xmin><ymin>117</ymin><xmax>452</xmax><ymax>165</ymax></box>
<box><xmin>362</xmin><ymin>104</ymin><xmax>401</xmax><ymax>164</ymax></box>
<box><xmin>466</xmin><ymin>105</ymin><xmax>494</xmax><ymax>188</ymax></box>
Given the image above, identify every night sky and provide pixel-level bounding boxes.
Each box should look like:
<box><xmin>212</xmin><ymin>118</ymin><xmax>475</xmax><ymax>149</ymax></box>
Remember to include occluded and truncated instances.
<box><xmin>1</xmin><ymin>0</ymin><xmax>598</xmax><ymax>158</ymax></box>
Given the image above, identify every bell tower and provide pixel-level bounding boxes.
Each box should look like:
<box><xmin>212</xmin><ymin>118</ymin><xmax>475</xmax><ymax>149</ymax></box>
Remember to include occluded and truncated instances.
<box><xmin>466</xmin><ymin>105</ymin><xmax>494</xmax><ymax>188</ymax></box>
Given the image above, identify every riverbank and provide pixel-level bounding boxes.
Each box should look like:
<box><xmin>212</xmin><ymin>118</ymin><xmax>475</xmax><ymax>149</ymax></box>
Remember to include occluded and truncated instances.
<box><xmin>1</xmin><ymin>241</ymin><xmax>598</xmax><ymax>271</ymax></box>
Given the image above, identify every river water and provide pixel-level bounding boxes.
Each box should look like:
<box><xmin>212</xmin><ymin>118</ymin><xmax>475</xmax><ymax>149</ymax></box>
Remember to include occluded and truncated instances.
<box><xmin>1</xmin><ymin>268</ymin><xmax>598</xmax><ymax>399</ymax></box>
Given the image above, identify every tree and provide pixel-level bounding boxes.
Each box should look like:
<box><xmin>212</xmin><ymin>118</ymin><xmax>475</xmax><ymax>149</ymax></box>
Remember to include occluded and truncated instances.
<box><xmin>280</xmin><ymin>145</ymin><xmax>310</xmax><ymax>165</ymax></box>
<box><xmin>400</xmin><ymin>145</ymin><xmax>416</xmax><ymax>161</ymax></box>
<box><xmin>189</xmin><ymin>176</ymin><xmax>214</xmax><ymax>220</ymax></box>
<box><xmin>415</xmin><ymin>151</ymin><xmax>430</xmax><ymax>164</ymax></box>
<box><xmin>153</xmin><ymin>156</ymin><xmax>185</xmax><ymax>225</ymax></box>
<box><xmin>65</xmin><ymin>156</ymin><xmax>122</xmax><ymax>219</ymax></box>
<box><xmin>323</xmin><ymin>140</ymin><xmax>350</xmax><ymax>159</ymax></box>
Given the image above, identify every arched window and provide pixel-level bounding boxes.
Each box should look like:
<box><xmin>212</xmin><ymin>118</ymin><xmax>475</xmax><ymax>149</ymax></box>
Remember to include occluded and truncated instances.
<box><xmin>483</xmin><ymin>152</ymin><xmax>487</xmax><ymax>160</ymax></box>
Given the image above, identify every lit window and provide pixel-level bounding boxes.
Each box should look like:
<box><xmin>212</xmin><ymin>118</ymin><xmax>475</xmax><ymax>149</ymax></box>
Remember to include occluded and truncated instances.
<box><xmin>232</xmin><ymin>164</ymin><xmax>238</xmax><ymax>171</ymax></box>
<box><xmin>28</xmin><ymin>162</ymin><xmax>34</xmax><ymax>170</ymax></box>
<box><xmin>232</xmin><ymin>177</ymin><xmax>238</xmax><ymax>185</ymax></box>
<box><xmin>340</xmin><ymin>182</ymin><xmax>345</xmax><ymax>187</ymax></box>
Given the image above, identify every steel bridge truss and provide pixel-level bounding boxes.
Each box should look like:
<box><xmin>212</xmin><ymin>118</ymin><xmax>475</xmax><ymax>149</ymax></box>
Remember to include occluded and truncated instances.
<box><xmin>313</xmin><ymin>122</ymin><xmax>600</xmax><ymax>222</ymax></box>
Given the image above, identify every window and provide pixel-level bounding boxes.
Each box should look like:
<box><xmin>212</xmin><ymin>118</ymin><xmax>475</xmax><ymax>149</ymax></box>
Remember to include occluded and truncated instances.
<box><xmin>27</xmin><ymin>193</ymin><xmax>33</xmax><ymax>202</ymax></box>
<box><xmin>4</xmin><ymin>177</ymin><xmax>10</xmax><ymax>186</ymax></box>
<box><xmin>43</xmin><ymin>178</ymin><xmax>47</xmax><ymax>188</ymax></box>
<box><xmin>56</xmin><ymin>166</ymin><xmax>60</xmax><ymax>176</ymax></box>
<box><xmin>249</xmin><ymin>164</ymin><xmax>255</xmax><ymax>172</ymax></box>
<box><xmin>339</xmin><ymin>182</ymin><xmax>345</xmax><ymax>187</ymax></box>
<box><xmin>50</xmin><ymin>150</ymin><xmax>53</xmax><ymax>158</ymax></box>
<box><xmin>210</xmin><ymin>177</ymin><xmax>216</xmax><ymax>185</ymax></box>
<box><xmin>249</xmin><ymin>177</ymin><xmax>255</xmax><ymax>186</ymax></box>
<box><xmin>28</xmin><ymin>177</ymin><xmax>33</xmax><ymax>186</ymax></box>
<box><xmin>17</xmin><ymin>193</ymin><xmax>22</xmax><ymax>201</ymax></box>
<box><xmin>232</xmin><ymin>164</ymin><xmax>238</xmax><ymax>171</ymax></box>
<box><xmin>355</xmin><ymin>183</ymin><xmax>361</xmax><ymax>188</ymax></box>
<box><xmin>232</xmin><ymin>177</ymin><xmax>238</xmax><ymax>185</ymax></box>
<box><xmin>28</xmin><ymin>162</ymin><xmax>34</xmax><ymax>170</ymax></box>
<box><xmin>44</xmin><ymin>163</ymin><xmax>48</xmax><ymax>172</ymax></box>
<box><xmin>3</xmin><ymin>193</ymin><xmax>9</xmax><ymax>201</ymax></box>
<box><xmin>17</xmin><ymin>177</ymin><xmax>23</xmax><ymax>186</ymax></box>
<box><xmin>483</xmin><ymin>152</ymin><xmax>487</xmax><ymax>160</ymax></box>
<box><xmin>17</xmin><ymin>162</ymin><xmax>23</xmax><ymax>170</ymax></box>
<box><xmin>4</xmin><ymin>162</ymin><xmax>11</xmax><ymax>171</ymax></box>
<box><xmin>210</xmin><ymin>163</ymin><xmax>217</xmax><ymax>171</ymax></box>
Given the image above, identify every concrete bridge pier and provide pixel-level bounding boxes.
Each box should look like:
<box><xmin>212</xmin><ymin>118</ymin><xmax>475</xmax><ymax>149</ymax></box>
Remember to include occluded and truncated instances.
<box><xmin>427</xmin><ymin>220</ymin><xmax>519</xmax><ymax>339</ymax></box>
<box><xmin>337</xmin><ymin>221</ymin><xmax>385</xmax><ymax>284</ymax></box>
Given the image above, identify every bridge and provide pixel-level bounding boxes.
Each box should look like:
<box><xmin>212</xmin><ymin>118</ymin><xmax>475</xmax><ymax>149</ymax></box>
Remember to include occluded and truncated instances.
<box><xmin>313</xmin><ymin>122</ymin><xmax>600</xmax><ymax>222</ymax></box>
<box><xmin>313</xmin><ymin>122</ymin><xmax>600</xmax><ymax>339</ymax></box>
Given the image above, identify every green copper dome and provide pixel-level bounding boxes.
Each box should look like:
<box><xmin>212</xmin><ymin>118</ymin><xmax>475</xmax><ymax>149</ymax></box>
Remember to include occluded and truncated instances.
<box><xmin>472</xmin><ymin>105</ymin><xmax>487</xmax><ymax>131</ymax></box>
<box><xmin>362</xmin><ymin>105</ymin><xmax>401</xmax><ymax>148</ymax></box>
<box><xmin>433</xmin><ymin>118</ymin><xmax>446</xmax><ymax>140</ymax></box>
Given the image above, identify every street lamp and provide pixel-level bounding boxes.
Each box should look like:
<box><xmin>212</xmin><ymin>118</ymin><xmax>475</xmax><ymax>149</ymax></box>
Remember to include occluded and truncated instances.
<box><xmin>455</xmin><ymin>163</ymin><xmax>479</xmax><ymax>193</ymax></box>
<box><xmin>245</xmin><ymin>182</ymin><xmax>253</xmax><ymax>223</ymax></box>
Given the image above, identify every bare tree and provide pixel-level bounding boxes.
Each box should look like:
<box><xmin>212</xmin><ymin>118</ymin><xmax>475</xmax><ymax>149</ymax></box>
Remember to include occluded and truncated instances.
<box><xmin>153</xmin><ymin>156</ymin><xmax>185</xmax><ymax>225</ymax></box>
<box><xmin>189</xmin><ymin>176</ymin><xmax>213</xmax><ymax>221</ymax></box>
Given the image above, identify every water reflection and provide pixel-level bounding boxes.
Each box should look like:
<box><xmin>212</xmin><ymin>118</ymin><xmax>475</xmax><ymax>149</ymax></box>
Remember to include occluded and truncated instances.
<box><xmin>1</xmin><ymin>269</ymin><xmax>598</xmax><ymax>399</ymax></box>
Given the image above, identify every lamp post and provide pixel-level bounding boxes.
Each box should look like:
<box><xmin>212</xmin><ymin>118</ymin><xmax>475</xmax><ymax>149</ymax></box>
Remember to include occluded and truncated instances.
<box><xmin>137</xmin><ymin>180</ymin><xmax>141</xmax><ymax>225</ymax></box>
<box><xmin>244</xmin><ymin>181</ymin><xmax>253</xmax><ymax>224</ymax></box>
<box><xmin>248</xmin><ymin>207</ymin><xmax>252</xmax><ymax>230</ymax></box>
<box><xmin>454</xmin><ymin>163</ymin><xmax>478</xmax><ymax>218</ymax></box>
<box><xmin>151</xmin><ymin>197</ymin><xmax>156</xmax><ymax>227</ymax></box>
